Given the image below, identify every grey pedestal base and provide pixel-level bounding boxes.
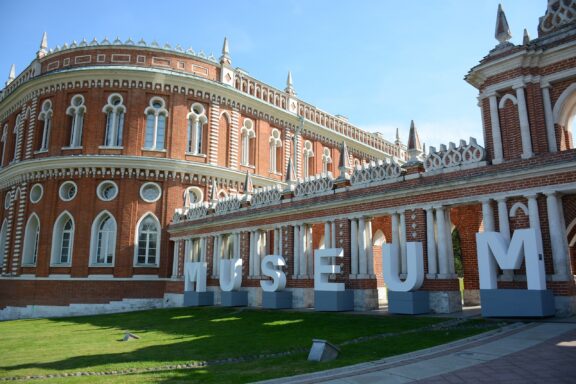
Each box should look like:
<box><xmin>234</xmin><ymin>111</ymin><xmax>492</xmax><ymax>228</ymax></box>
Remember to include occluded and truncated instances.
<box><xmin>183</xmin><ymin>291</ymin><xmax>214</xmax><ymax>307</ymax></box>
<box><xmin>480</xmin><ymin>289</ymin><xmax>555</xmax><ymax>317</ymax></box>
<box><xmin>388</xmin><ymin>290</ymin><xmax>430</xmax><ymax>314</ymax></box>
<box><xmin>262</xmin><ymin>291</ymin><xmax>293</xmax><ymax>309</ymax></box>
<box><xmin>314</xmin><ymin>290</ymin><xmax>354</xmax><ymax>311</ymax></box>
<box><xmin>221</xmin><ymin>291</ymin><xmax>248</xmax><ymax>307</ymax></box>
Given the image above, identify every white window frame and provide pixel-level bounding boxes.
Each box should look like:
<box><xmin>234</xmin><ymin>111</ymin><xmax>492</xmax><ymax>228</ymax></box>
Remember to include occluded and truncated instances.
<box><xmin>50</xmin><ymin>211</ymin><xmax>74</xmax><ymax>266</ymax></box>
<box><xmin>322</xmin><ymin>147</ymin><xmax>332</xmax><ymax>174</ymax></box>
<box><xmin>38</xmin><ymin>100</ymin><xmax>53</xmax><ymax>152</ymax></box>
<box><xmin>140</xmin><ymin>182</ymin><xmax>162</xmax><ymax>203</ymax></box>
<box><xmin>0</xmin><ymin>124</ymin><xmax>7</xmax><ymax>168</ymax></box>
<box><xmin>143</xmin><ymin>96</ymin><xmax>168</xmax><ymax>151</ymax></box>
<box><xmin>0</xmin><ymin>219</ymin><xmax>7</xmax><ymax>270</ymax></box>
<box><xmin>241</xmin><ymin>118</ymin><xmax>256</xmax><ymax>166</ymax></box>
<box><xmin>22</xmin><ymin>213</ymin><xmax>40</xmax><ymax>266</ymax></box>
<box><xmin>90</xmin><ymin>211</ymin><xmax>117</xmax><ymax>266</ymax></box>
<box><xmin>101</xmin><ymin>93</ymin><xmax>125</xmax><ymax>148</ymax></box>
<box><xmin>186</xmin><ymin>103</ymin><xmax>207</xmax><ymax>155</ymax></box>
<box><xmin>269</xmin><ymin>128</ymin><xmax>282</xmax><ymax>173</ymax></box>
<box><xmin>30</xmin><ymin>184</ymin><xmax>44</xmax><ymax>204</ymax></box>
<box><xmin>65</xmin><ymin>95</ymin><xmax>86</xmax><ymax>148</ymax></box>
<box><xmin>96</xmin><ymin>180</ymin><xmax>119</xmax><ymax>202</ymax></box>
<box><xmin>13</xmin><ymin>114</ymin><xmax>23</xmax><ymax>162</ymax></box>
<box><xmin>59</xmin><ymin>181</ymin><xmax>78</xmax><ymax>202</ymax></box>
<box><xmin>134</xmin><ymin>213</ymin><xmax>161</xmax><ymax>267</ymax></box>
<box><xmin>303</xmin><ymin>140</ymin><xmax>314</xmax><ymax>179</ymax></box>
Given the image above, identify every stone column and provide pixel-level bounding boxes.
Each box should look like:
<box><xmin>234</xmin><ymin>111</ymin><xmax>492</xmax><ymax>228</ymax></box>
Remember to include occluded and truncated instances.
<box><xmin>545</xmin><ymin>192</ymin><xmax>570</xmax><ymax>279</ymax></box>
<box><xmin>350</xmin><ymin>218</ymin><xmax>358</xmax><ymax>276</ymax></box>
<box><xmin>200</xmin><ymin>237</ymin><xmax>207</xmax><ymax>262</ymax></box>
<box><xmin>249</xmin><ymin>231</ymin><xmax>256</xmax><ymax>276</ymax></box>
<box><xmin>358</xmin><ymin>217</ymin><xmax>367</xmax><ymax>276</ymax></box>
<box><xmin>488</xmin><ymin>94</ymin><xmax>504</xmax><ymax>164</ymax></box>
<box><xmin>324</xmin><ymin>222</ymin><xmax>331</xmax><ymax>249</ymax></box>
<box><xmin>436</xmin><ymin>206</ymin><xmax>450</xmax><ymax>276</ymax></box>
<box><xmin>526</xmin><ymin>194</ymin><xmax>543</xmax><ymax>254</ymax></box>
<box><xmin>306</xmin><ymin>225</ymin><xmax>314</xmax><ymax>275</ymax></box>
<box><xmin>400</xmin><ymin>211</ymin><xmax>407</xmax><ymax>274</ymax></box>
<box><xmin>391</xmin><ymin>213</ymin><xmax>401</xmax><ymax>272</ymax></box>
<box><xmin>299</xmin><ymin>224</ymin><xmax>307</xmax><ymax>276</ymax></box>
<box><xmin>366</xmin><ymin>218</ymin><xmax>374</xmax><ymax>276</ymax></box>
<box><xmin>212</xmin><ymin>235</ymin><xmax>221</xmax><ymax>277</ymax></box>
<box><xmin>171</xmin><ymin>240</ymin><xmax>180</xmax><ymax>279</ymax></box>
<box><xmin>331</xmin><ymin>222</ymin><xmax>336</xmax><ymax>248</ymax></box>
<box><xmin>541</xmin><ymin>84</ymin><xmax>557</xmax><ymax>152</ymax></box>
<box><xmin>514</xmin><ymin>85</ymin><xmax>534</xmax><ymax>159</ymax></box>
<box><xmin>426</xmin><ymin>207</ymin><xmax>438</xmax><ymax>276</ymax></box>
<box><xmin>444</xmin><ymin>209</ymin><xmax>455</xmax><ymax>275</ymax></box>
<box><xmin>293</xmin><ymin>225</ymin><xmax>300</xmax><ymax>277</ymax></box>
<box><xmin>496</xmin><ymin>197</ymin><xmax>513</xmax><ymax>280</ymax></box>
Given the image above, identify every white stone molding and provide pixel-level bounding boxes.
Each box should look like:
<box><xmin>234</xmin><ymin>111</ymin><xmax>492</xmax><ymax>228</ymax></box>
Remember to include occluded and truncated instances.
<box><xmin>65</xmin><ymin>94</ymin><xmax>86</xmax><ymax>148</ymax></box>
<box><xmin>350</xmin><ymin>158</ymin><xmax>402</xmax><ymax>186</ymax></box>
<box><xmin>513</xmin><ymin>85</ymin><xmax>534</xmax><ymax>159</ymax></box>
<box><xmin>215</xmin><ymin>195</ymin><xmax>242</xmax><ymax>215</ymax></box>
<box><xmin>208</xmin><ymin>102</ymin><xmax>220</xmax><ymax>164</ymax></box>
<box><xmin>545</xmin><ymin>191</ymin><xmax>571</xmax><ymax>279</ymax></box>
<box><xmin>541</xmin><ymin>84</ymin><xmax>558</xmax><ymax>152</ymax></box>
<box><xmin>526</xmin><ymin>194</ymin><xmax>544</xmax><ymax>255</ymax></box>
<box><xmin>186</xmin><ymin>102</ymin><xmax>207</xmax><ymax>155</ymax></box>
<box><xmin>293</xmin><ymin>173</ymin><xmax>334</xmax><ymax>198</ymax></box>
<box><xmin>509</xmin><ymin>202</ymin><xmax>529</xmax><ymax>217</ymax></box>
<box><xmin>269</xmin><ymin>128</ymin><xmax>282</xmax><ymax>173</ymax></box>
<box><xmin>540</xmin><ymin>0</ymin><xmax>576</xmax><ymax>33</ymax></box>
<box><xmin>10</xmin><ymin>184</ymin><xmax>27</xmax><ymax>273</ymax></box>
<box><xmin>496</xmin><ymin>197</ymin><xmax>513</xmax><ymax>280</ymax></box>
<box><xmin>489</xmin><ymin>95</ymin><xmax>504</xmax><ymax>163</ymax></box>
<box><xmin>424</xmin><ymin>138</ymin><xmax>486</xmax><ymax>172</ymax></box>
<box><xmin>251</xmin><ymin>185</ymin><xmax>282</xmax><ymax>208</ymax></box>
<box><xmin>498</xmin><ymin>93</ymin><xmax>518</xmax><ymax>109</ymax></box>
<box><xmin>171</xmin><ymin>240</ymin><xmax>180</xmax><ymax>279</ymax></box>
<box><xmin>24</xmin><ymin>99</ymin><xmax>37</xmax><ymax>160</ymax></box>
<box><xmin>229</xmin><ymin>109</ymin><xmax>240</xmax><ymax>169</ymax></box>
<box><xmin>425</xmin><ymin>207</ymin><xmax>438</xmax><ymax>276</ymax></box>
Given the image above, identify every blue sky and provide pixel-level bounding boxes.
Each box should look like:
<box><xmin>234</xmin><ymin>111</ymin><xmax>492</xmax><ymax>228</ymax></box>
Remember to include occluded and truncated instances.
<box><xmin>0</xmin><ymin>0</ymin><xmax>546</xmax><ymax>150</ymax></box>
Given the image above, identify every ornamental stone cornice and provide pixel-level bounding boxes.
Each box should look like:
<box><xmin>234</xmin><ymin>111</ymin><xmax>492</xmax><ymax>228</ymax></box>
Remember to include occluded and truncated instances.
<box><xmin>0</xmin><ymin>155</ymin><xmax>283</xmax><ymax>190</ymax></box>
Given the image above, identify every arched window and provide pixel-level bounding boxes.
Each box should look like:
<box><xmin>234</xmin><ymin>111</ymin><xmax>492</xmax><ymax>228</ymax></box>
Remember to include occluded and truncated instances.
<box><xmin>66</xmin><ymin>95</ymin><xmax>86</xmax><ymax>148</ymax></box>
<box><xmin>183</xmin><ymin>186</ymin><xmax>203</xmax><ymax>207</ymax></box>
<box><xmin>269</xmin><ymin>128</ymin><xmax>283</xmax><ymax>173</ymax></box>
<box><xmin>22</xmin><ymin>214</ymin><xmax>40</xmax><ymax>266</ymax></box>
<box><xmin>553</xmin><ymin>83</ymin><xmax>576</xmax><ymax>151</ymax></box>
<box><xmin>38</xmin><ymin>100</ymin><xmax>52</xmax><ymax>151</ymax></box>
<box><xmin>322</xmin><ymin>147</ymin><xmax>332</xmax><ymax>174</ymax></box>
<box><xmin>1</xmin><ymin>124</ymin><xmax>7</xmax><ymax>168</ymax></box>
<box><xmin>102</xmin><ymin>93</ymin><xmax>125</xmax><ymax>147</ymax></box>
<box><xmin>90</xmin><ymin>212</ymin><xmax>116</xmax><ymax>265</ymax></box>
<box><xmin>303</xmin><ymin>140</ymin><xmax>314</xmax><ymax>178</ymax></box>
<box><xmin>12</xmin><ymin>114</ymin><xmax>23</xmax><ymax>162</ymax></box>
<box><xmin>135</xmin><ymin>214</ymin><xmax>160</xmax><ymax>266</ymax></box>
<box><xmin>144</xmin><ymin>97</ymin><xmax>168</xmax><ymax>150</ymax></box>
<box><xmin>51</xmin><ymin>212</ymin><xmax>74</xmax><ymax>265</ymax></box>
<box><xmin>241</xmin><ymin>118</ymin><xmax>256</xmax><ymax>166</ymax></box>
<box><xmin>0</xmin><ymin>219</ymin><xmax>7</xmax><ymax>270</ymax></box>
<box><xmin>187</xmin><ymin>103</ymin><xmax>207</xmax><ymax>154</ymax></box>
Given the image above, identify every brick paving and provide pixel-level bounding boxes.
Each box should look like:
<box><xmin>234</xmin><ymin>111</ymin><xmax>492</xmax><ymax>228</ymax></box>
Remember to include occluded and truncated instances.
<box><xmin>415</xmin><ymin>327</ymin><xmax>576</xmax><ymax>384</ymax></box>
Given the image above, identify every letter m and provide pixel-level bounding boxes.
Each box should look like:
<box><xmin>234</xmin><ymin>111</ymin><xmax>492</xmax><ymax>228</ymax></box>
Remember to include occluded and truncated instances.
<box><xmin>184</xmin><ymin>261</ymin><xmax>207</xmax><ymax>292</ymax></box>
<box><xmin>476</xmin><ymin>228</ymin><xmax>546</xmax><ymax>290</ymax></box>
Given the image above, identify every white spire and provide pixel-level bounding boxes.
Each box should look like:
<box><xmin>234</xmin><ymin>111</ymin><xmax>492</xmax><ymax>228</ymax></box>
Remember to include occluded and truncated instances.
<box><xmin>6</xmin><ymin>64</ymin><xmax>15</xmax><ymax>86</ymax></box>
<box><xmin>495</xmin><ymin>4</ymin><xmax>512</xmax><ymax>45</ymax></box>
<box><xmin>285</xmin><ymin>70</ymin><xmax>295</xmax><ymax>95</ymax></box>
<box><xmin>220</xmin><ymin>37</ymin><xmax>231</xmax><ymax>66</ymax></box>
<box><xmin>37</xmin><ymin>32</ymin><xmax>48</xmax><ymax>59</ymax></box>
<box><xmin>523</xmin><ymin>28</ymin><xmax>531</xmax><ymax>45</ymax></box>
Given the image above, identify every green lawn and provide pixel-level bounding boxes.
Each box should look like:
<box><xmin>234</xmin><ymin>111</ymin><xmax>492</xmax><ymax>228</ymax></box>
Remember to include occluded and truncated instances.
<box><xmin>0</xmin><ymin>307</ymin><xmax>494</xmax><ymax>383</ymax></box>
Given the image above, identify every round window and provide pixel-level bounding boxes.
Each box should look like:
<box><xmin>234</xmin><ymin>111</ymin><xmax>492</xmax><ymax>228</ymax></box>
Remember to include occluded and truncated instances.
<box><xmin>97</xmin><ymin>181</ymin><xmax>118</xmax><ymax>201</ymax></box>
<box><xmin>140</xmin><ymin>182</ymin><xmax>162</xmax><ymax>203</ymax></box>
<box><xmin>4</xmin><ymin>192</ymin><xmax>12</xmax><ymax>209</ymax></box>
<box><xmin>59</xmin><ymin>181</ymin><xmax>78</xmax><ymax>201</ymax></box>
<box><xmin>30</xmin><ymin>184</ymin><xmax>44</xmax><ymax>204</ymax></box>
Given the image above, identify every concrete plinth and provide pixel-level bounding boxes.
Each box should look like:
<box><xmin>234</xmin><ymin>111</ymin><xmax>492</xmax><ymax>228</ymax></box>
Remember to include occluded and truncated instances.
<box><xmin>183</xmin><ymin>291</ymin><xmax>214</xmax><ymax>307</ymax></box>
<box><xmin>314</xmin><ymin>290</ymin><xmax>354</xmax><ymax>312</ymax></box>
<box><xmin>480</xmin><ymin>289</ymin><xmax>555</xmax><ymax>318</ymax></box>
<box><xmin>388</xmin><ymin>290</ymin><xmax>430</xmax><ymax>314</ymax></box>
<box><xmin>262</xmin><ymin>291</ymin><xmax>293</xmax><ymax>309</ymax></box>
<box><xmin>220</xmin><ymin>291</ymin><xmax>248</xmax><ymax>307</ymax></box>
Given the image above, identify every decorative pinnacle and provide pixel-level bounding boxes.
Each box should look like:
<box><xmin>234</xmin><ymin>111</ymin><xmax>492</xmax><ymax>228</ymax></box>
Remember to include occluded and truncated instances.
<box><xmin>495</xmin><ymin>4</ymin><xmax>512</xmax><ymax>44</ymax></box>
<box><xmin>395</xmin><ymin>127</ymin><xmax>401</xmax><ymax>146</ymax></box>
<box><xmin>6</xmin><ymin>64</ymin><xmax>15</xmax><ymax>86</ymax></box>
<box><xmin>220</xmin><ymin>37</ymin><xmax>231</xmax><ymax>66</ymax></box>
<box><xmin>407</xmin><ymin>120</ymin><xmax>423</xmax><ymax>162</ymax></box>
<box><xmin>285</xmin><ymin>70</ymin><xmax>295</xmax><ymax>95</ymax></box>
<box><xmin>244</xmin><ymin>170</ymin><xmax>254</xmax><ymax>194</ymax></box>
<box><xmin>285</xmin><ymin>156</ymin><xmax>297</xmax><ymax>185</ymax></box>
<box><xmin>523</xmin><ymin>28</ymin><xmax>531</xmax><ymax>45</ymax></box>
<box><xmin>210</xmin><ymin>179</ymin><xmax>219</xmax><ymax>203</ymax></box>
<box><xmin>339</xmin><ymin>141</ymin><xmax>352</xmax><ymax>173</ymax></box>
<box><xmin>37</xmin><ymin>32</ymin><xmax>48</xmax><ymax>59</ymax></box>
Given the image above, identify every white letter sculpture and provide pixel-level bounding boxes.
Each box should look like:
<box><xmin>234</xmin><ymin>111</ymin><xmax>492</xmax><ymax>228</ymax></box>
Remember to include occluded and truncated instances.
<box><xmin>476</xmin><ymin>228</ymin><xmax>546</xmax><ymax>290</ymax></box>
<box><xmin>260</xmin><ymin>255</ymin><xmax>287</xmax><ymax>292</ymax></box>
<box><xmin>314</xmin><ymin>248</ymin><xmax>344</xmax><ymax>291</ymax></box>
<box><xmin>382</xmin><ymin>242</ymin><xmax>425</xmax><ymax>292</ymax></box>
<box><xmin>184</xmin><ymin>261</ymin><xmax>208</xmax><ymax>292</ymax></box>
<box><xmin>219</xmin><ymin>258</ymin><xmax>243</xmax><ymax>292</ymax></box>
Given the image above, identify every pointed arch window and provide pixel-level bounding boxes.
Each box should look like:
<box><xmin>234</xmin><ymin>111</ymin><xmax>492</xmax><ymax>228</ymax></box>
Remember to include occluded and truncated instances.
<box><xmin>66</xmin><ymin>95</ymin><xmax>86</xmax><ymax>148</ymax></box>
<box><xmin>1</xmin><ymin>124</ymin><xmax>7</xmax><ymax>168</ymax></box>
<box><xmin>0</xmin><ymin>219</ymin><xmax>8</xmax><ymax>270</ymax></box>
<box><xmin>102</xmin><ymin>94</ymin><xmax>125</xmax><ymax>147</ymax></box>
<box><xmin>144</xmin><ymin>97</ymin><xmax>168</xmax><ymax>150</ymax></box>
<box><xmin>38</xmin><ymin>100</ymin><xmax>52</xmax><ymax>152</ymax></box>
<box><xmin>187</xmin><ymin>103</ymin><xmax>207</xmax><ymax>154</ymax></box>
<box><xmin>241</xmin><ymin>119</ymin><xmax>256</xmax><ymax>166</ymax></box>
<box><xmin>322</xmin><ymin>147</ymin><xmax>332</xmax><ymax>174</ymax></box>
<box><xmin>22</xmin><ymin>214</ymin><xmax>40</xmax><ymax>266</ymax></box>
<box><xmin>90</xmin><ymin>212</ymin><xmax>116</xmax><ymax>265</ymax></box>
<box><xmin>51</xmin><ymin>212</ymin><xmax>74</xmax><ymax>265</ymax></box>
<box><xmin>269</xmin><ymin>128</ymin><xmax>283</xmax><ymax>173</ymax></box>
<box><xmin>135</xmin><ymin>214</ymin><xmax>160</xmax><ymax>266</ymax></box>
<box><xmin>303</xmin><ymin>140</ymin><xmax>314</xmax><ymax>178</ymax></box>
<box><xmin>12</xmin><ymin>114</ymin><xmax>24</xmax><ymax>162</ymax></box>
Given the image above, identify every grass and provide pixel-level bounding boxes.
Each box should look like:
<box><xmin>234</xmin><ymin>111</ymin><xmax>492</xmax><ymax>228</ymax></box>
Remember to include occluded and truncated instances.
<box><xmin>0</xmin><ymin>307</ymin><xmax>495</xmax><ymax>383</ymax></box>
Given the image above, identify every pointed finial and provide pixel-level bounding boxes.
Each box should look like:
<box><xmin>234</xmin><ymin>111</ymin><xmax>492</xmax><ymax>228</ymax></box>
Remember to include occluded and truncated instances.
<box><xmin>6</xmin><ymin>64</ymin><xmax>15</xmax><ymax>86</ymax></box>
<box><xmin>285</xmin><ymin>157</ymin><xmax>297</xmax><ymax>189</ymax></box>
<box><xmin>495</xmin><ymin>4</ymin><xmax>512</xmax><ymax>44</ymax></box>
<box><xmin>523</xmin><ymin>28</ymin><xmax>530</xmax><ymax>45</ymax></box>
<box><xmin>407</xmin><ymin>120</ymin><xmax>423</xmax><ymax>162</ymax></box>
<box><xmin>244</xmin><ymin>171</ymin><xmax>253</xmax><ymax>194</ymax></box>
<box><xmin>338</xmin><ymin>141</ymin><xmax>352</xmax><ymax>173</ymax></box>
<box><xmin>395</xmin><ymin>127</ymin><xmax>401</xmax><ymax>146</ymax></box>
<box><xmin>285</xmin><ymin>70</ymin><xmax>296</xmax><ymax>95</ymax></box>
<box><xmin>210</xmin><ymin>179</ymin><xmax>219</xmax><ymax>204</ymax></box>
<box><xmin>37</xmin><ymin>32</ymin><xmax>48</xmax><ymax>59</ymax></box>
<box><xmin>220</xmin><ymin>37</ymin><xmax>231</xmax><ymax>66</ymax></box>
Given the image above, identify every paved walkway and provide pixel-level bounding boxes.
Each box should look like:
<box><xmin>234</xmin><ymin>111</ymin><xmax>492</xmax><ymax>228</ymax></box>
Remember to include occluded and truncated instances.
<box><xmin>258</xmin><ymin>319</ymin><xmax>576</xmax><ymax>384</ymax></box>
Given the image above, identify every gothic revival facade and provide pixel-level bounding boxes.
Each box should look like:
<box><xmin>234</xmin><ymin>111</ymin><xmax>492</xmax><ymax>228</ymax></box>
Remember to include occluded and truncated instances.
<box><xmin>1</xmin><ymin>1</ymin><xmax>576</xmax><ymax>319</ymax></box>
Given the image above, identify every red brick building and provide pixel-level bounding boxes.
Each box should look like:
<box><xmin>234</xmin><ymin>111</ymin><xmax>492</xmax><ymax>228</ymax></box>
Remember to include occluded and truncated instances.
<box><xmin>1</xmin><ymin>1</ymin><xmax>576</xmax><ymax>319</ymax></box>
